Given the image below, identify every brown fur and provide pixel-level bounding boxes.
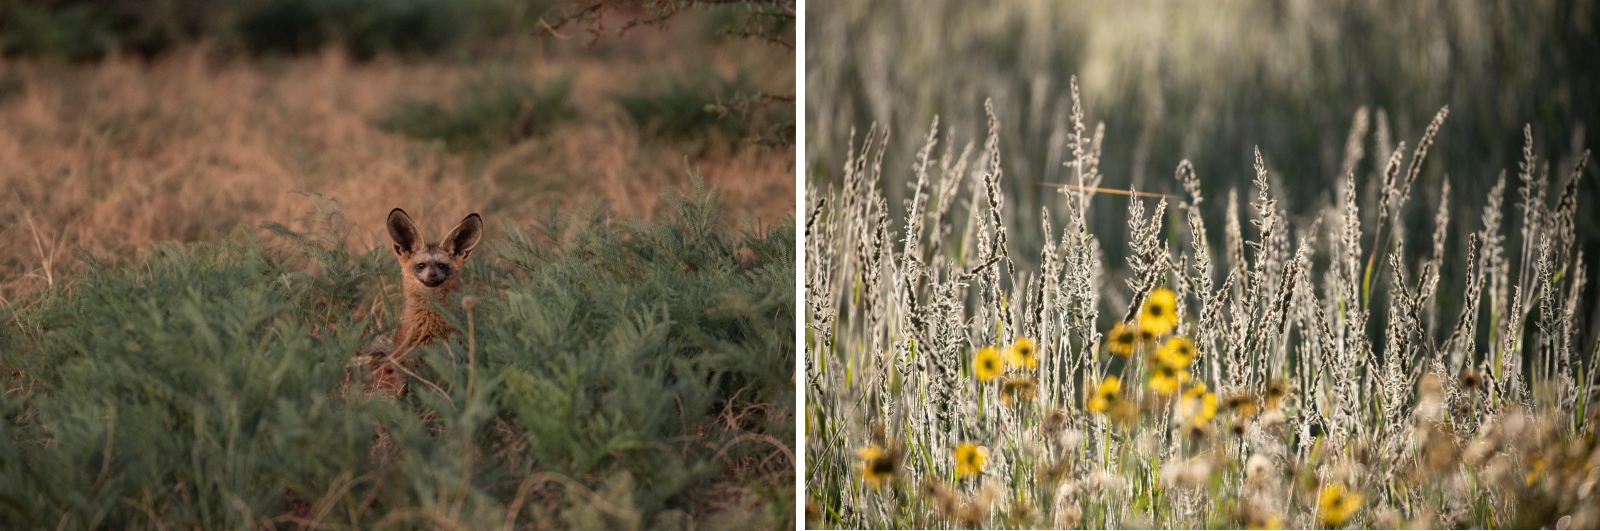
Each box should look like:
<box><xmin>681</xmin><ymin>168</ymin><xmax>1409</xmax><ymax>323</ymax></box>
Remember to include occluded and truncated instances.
<box><xmin>357</xmin><ymin>208</ymin><xmax>483</xmax><ymax>397</ymax></box>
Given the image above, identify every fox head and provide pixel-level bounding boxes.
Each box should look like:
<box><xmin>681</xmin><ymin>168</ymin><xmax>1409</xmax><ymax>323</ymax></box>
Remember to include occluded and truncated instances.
<box><xmin>386</xmin><ymin>208</ymin><xmax>483</xmax><ymax>290</ymax></box>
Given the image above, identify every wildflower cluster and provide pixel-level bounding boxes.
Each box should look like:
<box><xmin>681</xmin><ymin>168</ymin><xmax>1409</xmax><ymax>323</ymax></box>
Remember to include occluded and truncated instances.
<box><xmin>807</xmin><ymin>80</ymin><xmax>1596</xmax><ymax>529</ymax></box>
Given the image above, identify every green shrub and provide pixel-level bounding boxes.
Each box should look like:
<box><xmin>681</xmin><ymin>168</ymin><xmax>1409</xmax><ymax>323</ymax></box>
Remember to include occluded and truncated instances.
<box><xmin>698</xmin><ymin>2</ymin><xmax>796</xmax><ymax>46</ymax></box>
<box><xmin>239</xmin><ymin>0</ymin><xmax>472</xmax><ymax>60</ymax></box>
<box><xmin>0</xmin><ymin>0</ymin><xmax>557</xmax><ymax>61</ymax></box>
<box><xmin>0</xmin><ymin>4</ymin><xmax>119</xmax><ymax>61</ymax></box>
<box><xmin>379</xmin><ymin>70</ymin><xmax>577</xmax><ymax>153</ymax></box>
<box><xmin>0</xmin><ymin>182</ymin><xmax>794</xmax><ymax>529</ymax></box>
<box><xmin>613</xmin><ymin>68</ymin><xmax>785</xmax><ymax>142</ymax></box>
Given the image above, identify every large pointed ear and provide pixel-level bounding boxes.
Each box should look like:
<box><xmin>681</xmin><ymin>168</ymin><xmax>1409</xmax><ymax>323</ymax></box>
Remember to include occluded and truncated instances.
<box><xmin>387</xmin><ymin>208</ymin><xmax>421</xmax><ymax>257</ymax></box>
<box><xmin>442</xmin><ymin>213</ymin><xmax>483</xmax><ymax>260</ymax></box>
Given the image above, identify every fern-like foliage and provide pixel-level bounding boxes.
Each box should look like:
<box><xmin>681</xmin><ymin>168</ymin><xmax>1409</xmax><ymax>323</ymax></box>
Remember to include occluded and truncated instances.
<box><xmin>0</xmin><ymin>184</ymin><xmax>794</xmax><ymax>530</ymax></box>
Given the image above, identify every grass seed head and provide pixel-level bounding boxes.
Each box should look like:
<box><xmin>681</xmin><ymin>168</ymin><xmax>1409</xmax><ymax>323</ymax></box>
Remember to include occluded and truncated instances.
<box><xmin>1043</xmin><ymin>408</ymin><xmax>1068</xmax><ymax>435</ymax></box>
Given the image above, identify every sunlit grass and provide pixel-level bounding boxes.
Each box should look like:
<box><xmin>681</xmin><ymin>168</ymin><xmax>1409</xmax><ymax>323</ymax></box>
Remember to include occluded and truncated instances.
<box><xmin>804</xmin><ymin>77</ymin><xmax>1596</xmax><ymax>529</ymax></box>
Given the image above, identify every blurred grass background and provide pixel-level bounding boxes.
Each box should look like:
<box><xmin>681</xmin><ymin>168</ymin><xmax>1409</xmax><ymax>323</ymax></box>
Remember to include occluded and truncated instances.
<box><xmin>806</xmin><ymin>0</ymin><xmax>1598</xmax><ymax>347</ymax></box>
<box><xmin>0</xmin><ymin>0</ymin><xmax>795</xmax><ymax>303</ymax></box>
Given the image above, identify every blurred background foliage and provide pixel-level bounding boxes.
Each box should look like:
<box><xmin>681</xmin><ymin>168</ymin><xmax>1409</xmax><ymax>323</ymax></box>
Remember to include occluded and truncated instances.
<box><xmin>807</xmin><ymin>0</ymin><xmax>1598</xmax><ymax>344</ymax></box>
<box><xmin>380</xmin><ymin>69</ymin><xmax>579</xmax><ymax>153</ymax></box>
<box><xmin>614</xmin><ymin>66</ymin><xmax>789</xmax><ymax>143</ymax></box>
<box><xmin>0</xmin><ymin>0</ymin><xmax>542</xmax><ymax>60</ymax></box>
<box><xmin>0</xmin><ymin>0</ymin><xmax>792</xmax><ymax>61</ymax></box>
<box><xmin>0</xmin><ymin>0</ymin><xmax>793</xmax><ymax>145</ymax></box>
<box><xmin>0</xmin><ymin>0</ymin><xmax>794</xmax><ymax>303</ymax></box>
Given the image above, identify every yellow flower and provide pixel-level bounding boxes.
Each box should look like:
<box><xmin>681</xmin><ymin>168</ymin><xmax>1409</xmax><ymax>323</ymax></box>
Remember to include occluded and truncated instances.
<box><xmin>1000</xmin><ymin>375</ymin><xmax>1038</xmax><ymax>406</ymax></box>
<box><xmin>972</xmin><ymin>346</ymin><xmax>1005</xmax><ymax>382</ymax></box>
<box><xmin>1147</xmin><ymin>364</ymin><xmax>1190</xmax><ymax>395</ymax></box>
<box><xmin>1262</xmin><ymin>378</ymin><xmax>1291</xmax><ymax>410</ymax></box>
<box><xmin>1223</xmin><ymin>390</ymin><xmax>1260</xmax><ymax>418</ymax></box>
<box><xmin>1004</xmin><ymin>337</ymin><xmax>1039</xmax><ymax>370</ymax></box>
<box><xmin>1156</xmin><ymin>336</ymin><xmax>1196</xmax><ymax>369</ymax></box>
<box><xmin>954</xmin><ymin>441</ymin><xmax>988</xmax><ymax>478</ymax></box>
<box><xmin>1108</xmin><ymin>400</ymin><xmax>1138</xmax><ymax>428</ymax></box>
<box><xmin>1107</xmin><ymin>322</ymin><xmax>1140</xmax><ymax>356</ymax></box>
<box><xmin>1183</xmin><ymin>417</ymin><xmax>1213</xmax><ymax>440</ymax></box>
<box><xmin>857</xmin><ymin>445</ymin><xmax>899</xmax><ymax>487</ymax></box>
<box><xmin>1087</xmin><ymin>376</ymin><xmax>1121</xmax><ymax>413</ymax></box>
<box><xmin>1180</xmin><ymin>385</ymin><xmax>1218</xmax><ymax>422</ymax></box>
<box><xmin>1139</xmin><ymin>287</ymin><xmax>1180</xmax><ymax>336</ymax></box>
<box><xmin>1525</xmin><ymin>453</ymin><xmax>1547</xmax><ymax>486</ymax></box>
<box><xmin>1317</xmin><ymin>483</ymin><xmax>1363</xmax><ymax>527</ymax></box>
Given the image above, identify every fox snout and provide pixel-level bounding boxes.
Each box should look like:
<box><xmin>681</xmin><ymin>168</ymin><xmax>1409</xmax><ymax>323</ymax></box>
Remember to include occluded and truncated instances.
<box><xmin>414</xmin><ymin>261</ymin><xmax>453</xmax><ymax>287</ymax></box>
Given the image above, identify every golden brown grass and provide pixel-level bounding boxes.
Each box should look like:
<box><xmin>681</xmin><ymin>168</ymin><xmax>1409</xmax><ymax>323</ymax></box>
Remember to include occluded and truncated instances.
<box><xmin>0</xmin><ymin>26</ymin><xmax>794</xmax><ymax>303</ymax></box>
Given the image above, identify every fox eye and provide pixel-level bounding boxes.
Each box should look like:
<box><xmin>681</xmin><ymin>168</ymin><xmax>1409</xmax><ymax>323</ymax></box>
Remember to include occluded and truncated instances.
<box><xmin>414</xmin><ymin>263</ymin><xmax>426</xmax><ymax>271</ymax></box>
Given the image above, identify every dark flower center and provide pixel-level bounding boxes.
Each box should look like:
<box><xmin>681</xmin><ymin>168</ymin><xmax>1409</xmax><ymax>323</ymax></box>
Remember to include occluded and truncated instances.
<box><xmin>1150</xmin><ymin>305</ymin><xmax>1164</xmax><ymax>317</ymax></box>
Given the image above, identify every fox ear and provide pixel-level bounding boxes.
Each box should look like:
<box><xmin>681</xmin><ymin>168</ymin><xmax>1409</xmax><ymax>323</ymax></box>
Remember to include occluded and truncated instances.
<box><xmin>387</xmin><ymin>208</ymin><xmax>421</xmax><ymax>257</ymax></box>
<box><xmin>443</xmin><ymin>213</ymin><xmax>483</xmax><ymax>260</ymax></box>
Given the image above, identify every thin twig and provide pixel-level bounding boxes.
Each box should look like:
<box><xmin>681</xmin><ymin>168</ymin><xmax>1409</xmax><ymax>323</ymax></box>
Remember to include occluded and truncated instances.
<box><xmin>1039</xmin><ymin>182</ymin><xmax>1176</xmax><ymax>199</ymax></box>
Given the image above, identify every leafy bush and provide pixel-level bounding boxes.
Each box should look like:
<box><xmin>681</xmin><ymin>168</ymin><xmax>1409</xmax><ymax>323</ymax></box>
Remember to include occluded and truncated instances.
<box><xmin>0</xmin><ymin>4</ymin><xmax>119</xmax><ymax>61</ymax></box>
<box><xmin>0</xmin><ymin>183</ymin><xmax>794</xmax><ymax>529</ymax></box>
<box><xmin>613</xmin><ymin>68</ymin><xmax>787</xmax><ymax>143</ymax></box>
<box><xmin>697</xmin><ymin>2</ymin><xmax>796</xmax><ymax>46</ymax></box>
<box><xmin>379</xmin><ymin>71</ymin><xmax>577</xmax><ymax>153</ymax></box>
<box><xmin>0</xmin><ymin>0</ymin><xmax>558</xmax><ymax>60</ymax></box>
<box><xmin>239</xmin><ymin>0</ymin><xmax>472</xmax><ymax>60</ymax></box>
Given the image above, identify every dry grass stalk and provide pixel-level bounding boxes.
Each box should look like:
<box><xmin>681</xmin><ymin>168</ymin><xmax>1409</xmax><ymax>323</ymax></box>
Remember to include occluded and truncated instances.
<box><xmin>808</xmin><ymin>82</ymin><xmax>1597</xmax><ymax>529</ymax></box>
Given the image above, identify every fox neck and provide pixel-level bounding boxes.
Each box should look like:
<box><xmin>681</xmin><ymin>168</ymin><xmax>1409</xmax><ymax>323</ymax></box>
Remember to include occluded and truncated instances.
<box><xmin>397</xmin><ymin>276</ymin><xmax>462</xmax><ymax>349</ymax></box>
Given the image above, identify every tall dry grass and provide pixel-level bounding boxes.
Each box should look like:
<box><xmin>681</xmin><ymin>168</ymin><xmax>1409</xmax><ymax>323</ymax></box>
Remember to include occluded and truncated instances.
<box><xmin>0</xmin><ymin>26</ymin><xmax>793</xmax><ymax>304</ymax></box>
<box><xmin>804</xmin><ymin>77</ymin><xmax>1597</xmax><ymax>528</ymax></box>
